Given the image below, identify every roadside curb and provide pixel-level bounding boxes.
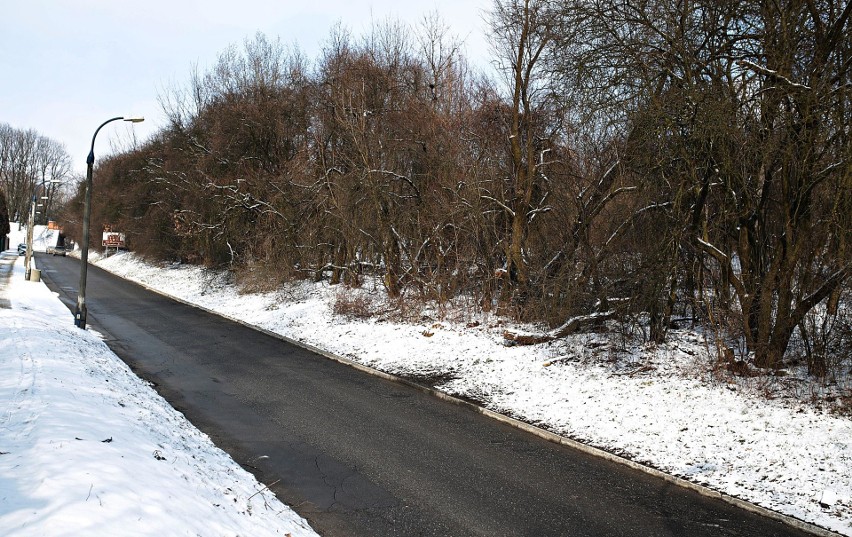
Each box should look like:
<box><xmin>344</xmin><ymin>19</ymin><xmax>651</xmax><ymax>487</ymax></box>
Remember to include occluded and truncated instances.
<box><xmin>92</xmin><ymin>263</ymin><xmax>843</xmax><ymax>537</ymax></box>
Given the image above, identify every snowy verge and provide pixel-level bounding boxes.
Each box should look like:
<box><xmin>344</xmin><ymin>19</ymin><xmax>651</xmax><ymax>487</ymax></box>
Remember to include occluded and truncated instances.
<box><xmin>0</xmin><ymin>252</ymin><xmax>318</xmax><ymax>537</ymax></box>
<box><xmin>90</xmin><ymin>251</ymin><xmax>852</xmax><ymax>536</ymax></box>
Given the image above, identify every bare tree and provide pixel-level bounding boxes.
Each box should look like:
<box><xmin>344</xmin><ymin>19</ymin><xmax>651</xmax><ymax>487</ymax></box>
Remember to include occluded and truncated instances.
<box><xmin>487</xmin><ymin>0</ymin><xmax>558</xmax><ymax>304</ymax></box>
<box><xmin>0</xmin><ymin>123</ymin><xmax>72</xmax><ymax>224</ymax></box>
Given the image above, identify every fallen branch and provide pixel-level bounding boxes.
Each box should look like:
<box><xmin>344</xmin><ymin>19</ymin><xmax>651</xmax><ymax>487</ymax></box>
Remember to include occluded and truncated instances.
<box><xmin>548</xmin><ymin>311</ymin><xmax>616</xmax><ymax>339</ymax></box>
<box><xmin>503</xmin><ymin>331</ymin><xmax>552</xmax><ymax>345</ymax></box>
<box><xmin>504</xmin><ymin>311</ymin><xmax>616</xmax><ymax>346</ymax></box>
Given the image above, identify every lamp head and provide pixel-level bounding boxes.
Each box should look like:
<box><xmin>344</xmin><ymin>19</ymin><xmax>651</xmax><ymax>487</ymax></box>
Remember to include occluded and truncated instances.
<box><xmin>123</xmin><ymin>116</ymin><xmax>145</xmax><ymax>123</ymax></box>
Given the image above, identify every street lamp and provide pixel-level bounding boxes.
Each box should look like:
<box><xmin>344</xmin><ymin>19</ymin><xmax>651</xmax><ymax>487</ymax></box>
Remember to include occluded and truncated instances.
<box><xmin>74</xmin><ymin>116</ymin><xmax>144</xmax><ymax>329</ymax></box>
<box><xmin>24</xmin><ymin>179</ymin><xmax>61</xmax><ymax>280</ymax></box>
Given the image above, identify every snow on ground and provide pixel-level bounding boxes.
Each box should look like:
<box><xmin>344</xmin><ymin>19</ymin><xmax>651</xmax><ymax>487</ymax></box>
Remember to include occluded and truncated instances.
<box><xmin>0</xmin><ymin>235</ymin><xmax>318</xmax><ymax>536</ymax></box>
<box><xmin>13</xmin><ymin>223</ymin><xmax>60</xmax><ymax>253</ymax></box>
<box><xmin>90</xmin><ymin>250</ymin><xmax>852</xmax><ymax>536</ymax></box>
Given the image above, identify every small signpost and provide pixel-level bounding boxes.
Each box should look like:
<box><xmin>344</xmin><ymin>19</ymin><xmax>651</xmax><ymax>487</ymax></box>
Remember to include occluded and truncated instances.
<box><xmin>102</xmin><ymin>231</ymin><xmax>126</xmax><ymax>255</ymax></box>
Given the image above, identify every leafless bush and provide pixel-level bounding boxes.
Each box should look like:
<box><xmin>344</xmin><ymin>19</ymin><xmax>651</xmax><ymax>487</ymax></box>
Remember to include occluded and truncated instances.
<box><xmin>797</xmin><ymin>292</ymin><xmax>852</xmax><ymax>379</ymax></box>
<box><xmin>234</xmin><ymin>263</ymin><xmax>285</xmax><ymax>295</ymax></box>
<box><xmin>64</xmin><ymin>2</ymin><xmax>850</xmax><ymax>383</ymax></box>
<box><xmin>332</xmin><ymin>288</ymin><xmax>377</xmax><ymax>319</ymax></box>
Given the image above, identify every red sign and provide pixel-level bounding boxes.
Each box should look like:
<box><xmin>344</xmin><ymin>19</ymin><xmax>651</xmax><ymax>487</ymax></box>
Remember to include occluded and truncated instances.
<box><xmin>102</xmin><ymin>232</ymin><xmax>126</xmax><ymax>248</ymax></box>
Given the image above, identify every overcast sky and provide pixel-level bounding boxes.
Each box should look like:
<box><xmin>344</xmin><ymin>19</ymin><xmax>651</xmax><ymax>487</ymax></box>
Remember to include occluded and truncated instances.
<box><xmin>1</xmin><ymin>1</ymin><xmax>493</xmax><ymax>176</ymax></box>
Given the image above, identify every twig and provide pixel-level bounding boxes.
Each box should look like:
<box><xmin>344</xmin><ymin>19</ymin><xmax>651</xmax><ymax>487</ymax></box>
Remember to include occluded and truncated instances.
<box><xmin>542</xmin><ymin>356</ymin><xmax>576</xmax><ymax>367</ymax></box>
<box><xmin>248</xmin><ymin>479</ymin><xmax>281</xmax><ymax>501</ymax></box>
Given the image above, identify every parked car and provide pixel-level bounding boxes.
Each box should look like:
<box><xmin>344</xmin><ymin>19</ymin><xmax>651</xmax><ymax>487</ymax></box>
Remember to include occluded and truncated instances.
<box><xmin>47</xmin><ymin>245</ymin><xmax>68</xmax><ymax>256</ymax></box>
<box><xmin>17</xmin><ymin>243</ymin><xmax>27</xmax><ymax>256</ymax></box>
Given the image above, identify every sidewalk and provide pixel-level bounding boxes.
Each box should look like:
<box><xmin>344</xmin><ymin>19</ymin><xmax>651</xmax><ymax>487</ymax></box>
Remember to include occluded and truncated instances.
<box><xmin>0</xmin><ymin>252</ymin><xmax>318</xmax><ymax>537</ymax></box>
<box><xmin>0</xmin><ymin>250</ymin><xmax>18</xmax><ymax>308</ymax></box>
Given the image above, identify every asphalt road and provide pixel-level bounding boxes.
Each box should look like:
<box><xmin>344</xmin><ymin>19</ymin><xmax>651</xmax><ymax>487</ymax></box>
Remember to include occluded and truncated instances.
<box><xmin>35</xmin><ymin>252</ymin><xmax>814</xmax><ymax>537</ymax></box>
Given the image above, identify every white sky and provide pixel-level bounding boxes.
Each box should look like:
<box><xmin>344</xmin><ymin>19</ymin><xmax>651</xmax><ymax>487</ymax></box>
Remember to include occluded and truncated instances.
<box><xmin>0</xmin><ymin>1</ymin><xmax>493</xmax><ymax>176</ymax></box>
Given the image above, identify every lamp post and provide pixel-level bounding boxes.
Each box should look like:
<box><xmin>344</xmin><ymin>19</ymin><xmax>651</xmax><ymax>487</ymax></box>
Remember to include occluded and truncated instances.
<box><xmin>24</xmin><ymin>180</ymin><xmax>61</xmax><ymax>280</ymax></box>
<box><xmin>74</xmin><ymin>116</ymin><xmax>144</xmax><ymax>329</ymax></box>
<box><xmin>24</xmin><ymin>192</ymin><xmax>36</xmax><ymax>280</ymax></box>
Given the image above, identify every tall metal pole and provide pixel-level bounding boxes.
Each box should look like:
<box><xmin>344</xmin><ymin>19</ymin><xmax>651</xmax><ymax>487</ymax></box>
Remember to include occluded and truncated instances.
<box><xmin>24</xmin><ymin>194</ymin><xmax>35</xmax><ymax>280</ymax></box>
<box><xmin>24</xmin><ymin>179</ymin><xmax>61</xmax><ymax>280</ymax></box>
<box><xmin>75</xmin><ymin>116</ymin><xmax>124</xmax><ymax>329</ymax></box>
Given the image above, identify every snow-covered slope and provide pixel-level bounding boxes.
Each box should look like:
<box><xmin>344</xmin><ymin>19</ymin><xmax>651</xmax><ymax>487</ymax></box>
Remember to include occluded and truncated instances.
<box><xmin>0</xmin><ymin>238</ymin><xmax>318</xmax><ymax>536</ymax></box>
